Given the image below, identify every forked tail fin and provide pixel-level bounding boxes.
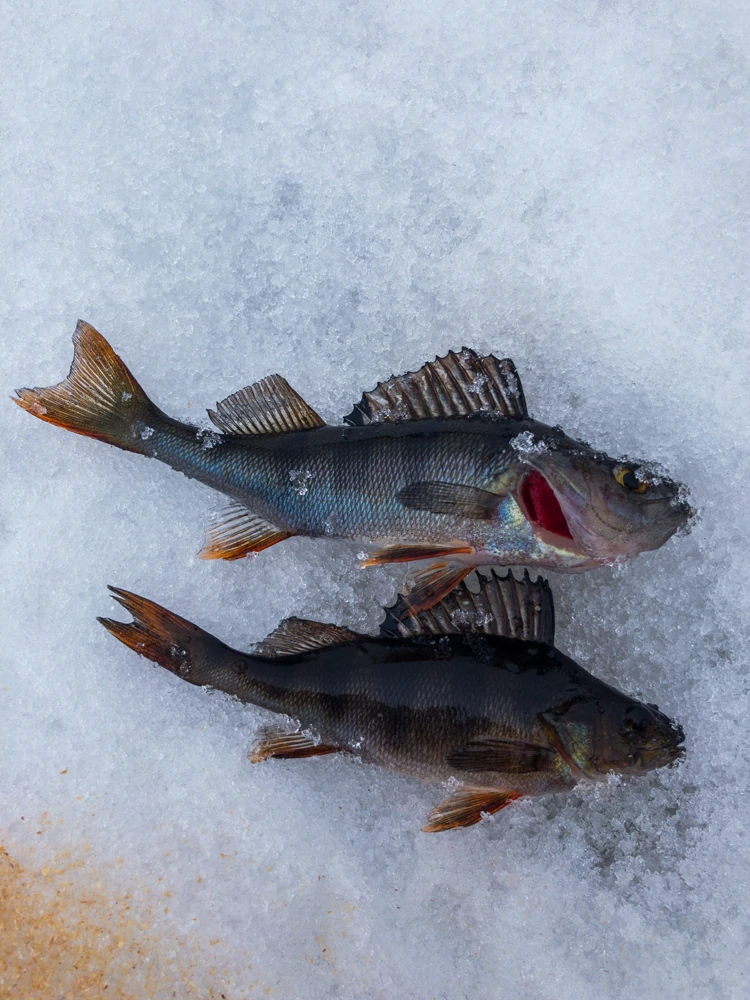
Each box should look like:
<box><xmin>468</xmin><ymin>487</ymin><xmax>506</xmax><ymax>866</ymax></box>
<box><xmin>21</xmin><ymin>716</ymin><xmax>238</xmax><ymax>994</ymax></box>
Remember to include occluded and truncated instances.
<box><xmin>14</xmin><ymin>321</ymin><xmax>161</xmax><ymax>454</ymax></box>
<box><xmin>98</xmin><ymin>586</ymin><xmax>227</xmax><ymax>685</ymax></box>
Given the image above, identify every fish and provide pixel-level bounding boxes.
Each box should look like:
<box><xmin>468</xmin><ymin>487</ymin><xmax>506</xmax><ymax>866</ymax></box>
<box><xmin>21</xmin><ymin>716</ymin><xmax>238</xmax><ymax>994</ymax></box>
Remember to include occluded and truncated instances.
<box><xmin>98</xmin><ymin>571</ymin><xmax>685</xmax><ymax>832</ymax></box>
<box><xmin>15</xmin><ymin>321</ymin><xmax>692</xmax><ymax>610</ymax></box>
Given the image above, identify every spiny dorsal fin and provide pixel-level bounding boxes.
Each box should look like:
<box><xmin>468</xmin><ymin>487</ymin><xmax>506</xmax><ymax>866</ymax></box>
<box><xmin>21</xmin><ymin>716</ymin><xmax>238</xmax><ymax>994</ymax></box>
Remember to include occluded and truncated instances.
<box><xmin>254</xmin><ymin>616</ymin><xmax>363</xmax><ymax>657</ymax></box>
<box><xmin>198</xmin><ymin>502</ymin><xmax>292</xmax><ymax>561</ymax></box>
<box><xmin>208</xmin><ymin>374</ymin><xmax>325</xmax><ymax>436</ymax></box>
<box><xmin>343</xmin><ymin>348</ymin><xmax>527</xmax><ymax>426</ymax></box>
<box><xmin>380</xmin><ymin>569</ymin><xmax>555</xmax><ymax>646</ymax></box>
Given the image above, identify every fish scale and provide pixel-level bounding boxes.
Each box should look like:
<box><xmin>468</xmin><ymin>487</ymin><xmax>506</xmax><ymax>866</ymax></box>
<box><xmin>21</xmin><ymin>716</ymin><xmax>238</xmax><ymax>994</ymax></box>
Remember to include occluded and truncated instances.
<box><xmin>202</xmin><ymin>424</ymin><xmax>510</xmax><ymax>538</ymax></box>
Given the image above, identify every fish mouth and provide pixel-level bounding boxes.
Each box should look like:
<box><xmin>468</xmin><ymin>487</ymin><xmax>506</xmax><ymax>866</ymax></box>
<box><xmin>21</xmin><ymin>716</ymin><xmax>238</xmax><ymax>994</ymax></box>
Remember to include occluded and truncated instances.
<box><xmin>595</xmin><ymin>727</ymin><xmax>685</xmax><ymax>775</ymax></box>
<box><xmin>628</xmin><ymin>742</ymin><xmax>686</xmax><ymax>771</ymax></box>
<box><xmin>591</xmin><ymin>743</ymin><xmax>685</xmax><ymax>777</ymax></box>
<box><xmin>518</xmin><ymin>470</ymin><xmax>575</xmax><ymax>542</ymax></box>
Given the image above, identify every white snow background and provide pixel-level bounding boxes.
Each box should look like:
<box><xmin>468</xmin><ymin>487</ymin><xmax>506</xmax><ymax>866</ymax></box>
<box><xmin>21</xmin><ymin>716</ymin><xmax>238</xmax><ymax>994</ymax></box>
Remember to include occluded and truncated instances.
<box><xmin>1</xmin><ymin>1</ymin><xmax>749</xmax><ymax>997</ymax></box>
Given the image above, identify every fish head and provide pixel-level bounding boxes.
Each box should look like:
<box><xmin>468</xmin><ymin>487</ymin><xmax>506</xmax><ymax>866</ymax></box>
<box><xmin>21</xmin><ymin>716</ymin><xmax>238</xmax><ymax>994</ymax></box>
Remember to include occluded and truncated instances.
<box><xmin>542</xmin><ymin>692</ymin><xmax>685</xmax><ymax>780</ymax></box>
<box><xmin>512</xmin><ymin>427</ymin><xmax>693</xmax><ymax>564</ymax></box>
<box><xmin>598</xmin><ymin>699</ymin><xmax>686</xmax><ymax>775</ymax></box>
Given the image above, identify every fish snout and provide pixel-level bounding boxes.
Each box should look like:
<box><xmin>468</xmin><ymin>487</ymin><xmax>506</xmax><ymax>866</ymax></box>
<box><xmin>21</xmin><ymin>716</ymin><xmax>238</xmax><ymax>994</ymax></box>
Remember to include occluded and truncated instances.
<box><xmin>632</xmin><ymin>741</ymin><xmax>686</xmax><ymax>770</ymax></box>
<box><xmin>617</xmin><ymin>702</ymin><xmax>685</xmax><ymax>773</ymax></box>
<box><xmin>670</xmin><ymin>489</ymin><xmax>696</xmax><ymax>533</ymax></box>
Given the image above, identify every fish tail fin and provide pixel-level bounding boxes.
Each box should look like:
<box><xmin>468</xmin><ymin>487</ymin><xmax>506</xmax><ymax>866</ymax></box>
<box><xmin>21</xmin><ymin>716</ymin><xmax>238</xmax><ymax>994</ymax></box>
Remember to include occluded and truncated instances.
<box><xmin>98</xmin><ymin>586</ymin><xmax>226</xmax><ymax>685</ymax></box>
<box><xmin>14</xmin><ymin>320</ymin><xmax>161</xmax><ymax>454</ymax></box>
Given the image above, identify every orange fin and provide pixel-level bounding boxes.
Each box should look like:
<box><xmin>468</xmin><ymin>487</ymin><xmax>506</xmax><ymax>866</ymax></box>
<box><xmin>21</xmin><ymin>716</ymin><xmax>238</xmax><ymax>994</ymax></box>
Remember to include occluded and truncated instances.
<box><xmin>401</xmin><ymin>560</ymin><xmax>472</xmax><ymax>613</ymax></box>
<box><xmin>208</xmin><ymin>375</ymin><xmax>325</xmax><ymax>436</ymax></box>
<box><xmin>360</xmin><ymin>543</ymin><xmax>472</xmax><ymax>568</ymax></box>
<box><xmin>198</xmin><ymin>502</ymin><xmax>292</xmax><ymax>561</ymax></box>
<box><xmin>14</xmin><ymin>320</ymin><xmax>158</xmax><ymax>453</ymax></box>
<box><xmin>422</xmin><ymin>787</ymin><xmax>521</xmax><ymax>832</ymax></box>
<box><xmin>97</xmin><ymin>586</ymin><xmax>215</xmax><ymax>678</ymax></box>
<box><xmin>249</xmin><ymin>727</ymin><xmax>341</xmax><ymax>763</ymax></box>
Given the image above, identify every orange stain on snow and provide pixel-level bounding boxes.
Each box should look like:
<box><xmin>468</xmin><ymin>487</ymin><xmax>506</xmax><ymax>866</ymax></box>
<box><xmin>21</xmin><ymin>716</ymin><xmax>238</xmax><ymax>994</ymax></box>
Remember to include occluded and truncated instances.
<box><xmin>0</xmin><ymin>836</ymin><xmax>244</xmax><ymax>999</ymax></box>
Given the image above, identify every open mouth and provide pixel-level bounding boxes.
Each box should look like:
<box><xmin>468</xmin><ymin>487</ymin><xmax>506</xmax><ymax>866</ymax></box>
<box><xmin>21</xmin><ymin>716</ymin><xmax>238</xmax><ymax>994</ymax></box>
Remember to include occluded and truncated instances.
<box><xmin>519</xmin><ymin>471</ymin><xmax>573</xmax><ymax>540</ymax></box>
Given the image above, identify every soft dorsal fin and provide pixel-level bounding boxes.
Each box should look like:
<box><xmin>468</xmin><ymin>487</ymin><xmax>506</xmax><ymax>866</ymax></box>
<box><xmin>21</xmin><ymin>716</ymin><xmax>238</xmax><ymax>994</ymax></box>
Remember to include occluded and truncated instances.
<box><xmin>208</xmin><ymin>374</ymin><xmax>325</xmax><ymax>436</ymax></box>
<box><xmin>254</xmin><ymin>616</ymin><xmax>363</xmax><ymax>657</ymax></box>
<box><xmin>380</xmin><ymin>570</ymin><xmax>555</xmax><ymax>646</ymax></box>
<box><xmin>343</xmin><ymin>348</ymin><xmax>527</xmax><ymax>425</ymax></box>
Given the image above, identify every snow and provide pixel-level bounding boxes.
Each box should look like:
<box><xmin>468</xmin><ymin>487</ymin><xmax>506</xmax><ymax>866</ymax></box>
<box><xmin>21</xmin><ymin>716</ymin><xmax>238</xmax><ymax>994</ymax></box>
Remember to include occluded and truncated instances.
<box><xmin>1</xmin><ymin>1</ymin><xmax>749</xmax><ymax>997</ymax></box>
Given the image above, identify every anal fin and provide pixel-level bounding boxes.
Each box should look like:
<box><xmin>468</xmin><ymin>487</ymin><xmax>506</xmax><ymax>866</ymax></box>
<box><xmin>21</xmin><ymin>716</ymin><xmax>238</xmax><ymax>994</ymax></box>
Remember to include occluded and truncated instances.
<box><xmin>422</xmin><ymin>787</ymin><xmax>521</xmax><ymax>832</ymax></box>
<box><xmin>198</xmin><ymin>502</ymin><xmax>292</xmax><ymax>561</ymax></box>
<box><xmin>249</xmin><ymin>727</ymin><xmax>341</xmax><ymax>763</ymax></box>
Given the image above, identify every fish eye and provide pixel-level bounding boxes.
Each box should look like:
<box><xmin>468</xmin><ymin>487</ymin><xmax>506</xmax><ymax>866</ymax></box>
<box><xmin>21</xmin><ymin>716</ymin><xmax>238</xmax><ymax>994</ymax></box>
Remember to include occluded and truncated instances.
<box><xmin>623</xmin><ymin>706</ymin><xmax>653</xmax><ymax>733</ymax></box>
<box><xmin>614</xmin><ymin>465</ymin><xmax>648</xmax><ymax>493</ymax></box>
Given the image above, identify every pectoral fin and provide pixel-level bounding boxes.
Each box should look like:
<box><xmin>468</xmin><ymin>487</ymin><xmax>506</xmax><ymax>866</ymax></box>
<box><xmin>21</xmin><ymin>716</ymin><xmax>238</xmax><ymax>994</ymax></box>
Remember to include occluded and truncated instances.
<box><xmin>396</xmin><ymin>481</ymin><xmax>502</xmax><ymax>519</ymax></box>
<box><xmin>249</xmin><ymin>727</ymin><xmax>342</xmax><ymax>763</ymax></box>
<box><xmin>447</xmin><ymin>738</ymin><xmax>556</xmax><ymax>773</ymax></box>
<box><xmin>423</xmin><ymin>788</ymin><xmax>522</xmax><ymax>832</ymax></box>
